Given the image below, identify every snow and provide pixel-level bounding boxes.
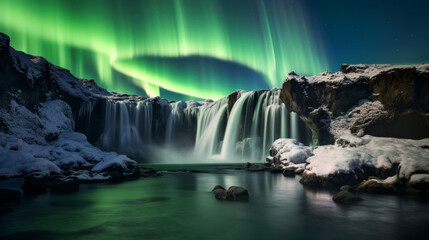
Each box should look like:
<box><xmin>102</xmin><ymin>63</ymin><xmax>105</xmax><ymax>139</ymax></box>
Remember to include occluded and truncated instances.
<box><xmin>305</xmin><ymin>135</ymin><xmax>429</xmax><ymax>180</ymax></box>
<box><xmin>269</xmin><ymin>135</ymin><xmax>429</xmax><ymax>185</ymax></box>
<box><xmin>0</xmin><ymin>100</ymin><xmax>47</xmax><ymax>144</ymax></box>
<box><xmin>287</xmin><ymin>64</ymin><xmax>429</xmax><ymax>85</ymax></box>
<box><xmin>305</xmin><ymin>146</ymin><xmax>363</xmax><ymax>176</ymax></box>
<box><xmin>270</xmin><ymin>138</ymin><xmax>313</xmax><ymax>164</ymax></box>
<box><xmin>409</xmin><ymin>174</ymin><xmax>429</xmax><ymax>184</ymax></box>
<box><xmin>0</xmin><ymin>131</ymin><xmax>137</xmax><ymax>177</ymax></box>
<box><xmin>91</xmin><ymin>153</ymin><xmax>136</xmax><ymax>172</ymax></box>
<box><xmin>38</xmin><ymin>100</ymin><xmax>74</xmax><ymax>136</ymax></box>
<box><xmin>0</xmin><ymin>100</ymin><xmax>137</xmax><ymax>178</ymax></box>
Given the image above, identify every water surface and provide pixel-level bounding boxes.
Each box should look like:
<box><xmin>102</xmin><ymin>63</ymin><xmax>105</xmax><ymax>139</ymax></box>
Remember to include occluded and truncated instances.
<box><xmin>0</xmin><ymin>164</ymin><xmax>428</xmax><ymax>240</ymax></box>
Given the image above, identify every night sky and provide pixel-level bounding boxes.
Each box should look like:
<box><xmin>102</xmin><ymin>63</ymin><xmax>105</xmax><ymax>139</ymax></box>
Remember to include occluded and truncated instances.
<box><xmin>1</xmin><ymin>0</ymin><xmax>428</xmax><ymax>100</ymax></box>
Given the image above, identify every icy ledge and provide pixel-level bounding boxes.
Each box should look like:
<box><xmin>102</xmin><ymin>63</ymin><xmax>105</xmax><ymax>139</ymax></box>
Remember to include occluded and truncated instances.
<box><xmin>266</xmin><ymin>135</ymin><xmax>429</xmax><ymax>195</ymax></box>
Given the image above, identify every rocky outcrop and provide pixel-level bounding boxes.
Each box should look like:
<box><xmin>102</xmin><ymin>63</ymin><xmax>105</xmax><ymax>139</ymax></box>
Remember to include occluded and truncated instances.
<box><xmin>280</xmin><ymin>64</ymin><xmax>429</xmax><ymax>144</ymax></box>
<box><xmin>0</xmin><ymin>33</ymin><xmax>139</xmax><ymax>181</ymax></box>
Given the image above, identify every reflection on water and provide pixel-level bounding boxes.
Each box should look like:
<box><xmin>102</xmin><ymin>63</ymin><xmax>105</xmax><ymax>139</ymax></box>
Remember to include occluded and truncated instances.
<box><xmin>0</xmin><ymin>166</ymin><xmax>428</xmax><ymax>240</ymax></box>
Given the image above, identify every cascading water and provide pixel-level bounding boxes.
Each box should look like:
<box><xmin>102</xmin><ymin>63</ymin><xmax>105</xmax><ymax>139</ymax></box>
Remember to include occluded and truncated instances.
<box><xmin>75</xmin><ymin>89</ymin><xmax>312</xmax><ymax>162</ymax></box>
<box><xmin>98</xmin><ymin>100</ymin><xmax>152</xmax><ymax>157</ymax></box>
<box><xmin>192</xmin><ymin>89</ymin><xmax>309</xmax><ymax>160</ymax></box>
<box><xmin>193</xmin><ymin>98</ymin><xmax>229</xmax><ymax>156</ymax></box>
<box><xmin>165</xmin><ymin>100</ymin><xmax>201</xmax><ymax>145</ymax></box>
<box><xmin>220</xmin><ymin>91</ymin><xmax>254</xmax><ymax>159</ymax></box>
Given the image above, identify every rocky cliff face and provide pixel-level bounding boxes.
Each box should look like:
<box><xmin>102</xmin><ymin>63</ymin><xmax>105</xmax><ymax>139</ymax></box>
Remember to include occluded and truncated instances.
<box><xmin>280</xmin><ymin>64</ymin><xmax>429</xmax><ymax>145</ymax></box>
<box><xmin>0</xmin><ymin>33</ymin><xmax>140</xmax><ymax>180</ymax></box>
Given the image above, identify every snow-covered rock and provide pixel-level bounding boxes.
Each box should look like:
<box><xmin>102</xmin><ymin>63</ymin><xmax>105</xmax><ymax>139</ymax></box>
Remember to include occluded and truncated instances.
<box><xmin>269</xmin><ymin>138</ymin><xmax>313</xmax><ymax>164</ymax></box>
<box><xmin>0</xmin><ymin>130</ymin><xmax>138</xmax><ymax>178</ymax></box>
<box><xmin>268</xmin><ymin>135</ymin><xmax>429</xmax><ymax>190</ymax></box>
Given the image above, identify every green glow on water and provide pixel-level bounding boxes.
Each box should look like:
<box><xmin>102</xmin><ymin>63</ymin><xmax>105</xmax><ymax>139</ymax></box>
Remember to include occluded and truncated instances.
<box><xmin>0</xmin><ymin>0</ymin><xmax>328</xmax><ymax>99</ymax></box>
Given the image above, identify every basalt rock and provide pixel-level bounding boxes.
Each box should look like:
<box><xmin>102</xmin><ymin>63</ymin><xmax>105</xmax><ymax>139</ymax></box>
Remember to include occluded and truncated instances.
<box><xmin>211</xmin><ymin>185</ymin><xmax>249</xmax><ymax>201</ymax></box>
<box><xmin>280</xmin><ymin>64</ymin><xmax>429</xmax><ymax>144</ymax></box>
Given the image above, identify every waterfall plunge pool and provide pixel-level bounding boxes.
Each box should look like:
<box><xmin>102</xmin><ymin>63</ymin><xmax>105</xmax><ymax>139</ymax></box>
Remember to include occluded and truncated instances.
<box><xmin>1</xmin><ymin>163</ymin><xmax>428</xmax><ymax>240</ymax></box>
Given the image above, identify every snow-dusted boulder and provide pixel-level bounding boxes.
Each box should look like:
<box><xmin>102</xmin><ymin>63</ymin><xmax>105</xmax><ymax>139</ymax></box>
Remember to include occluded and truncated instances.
<box><xmin>300</xmin><ymin>135</ymin><xmax>429</xmax><ymax>188</ymax></box>
<box><xmin>267</xmin><ymin>138</ymin><xmax>313</xmax><ymax>175</ymax></box>
<box><xmin>269</xmin><ymin>138</ymin><xmax>313</xmax><ymax>164</ymax></box>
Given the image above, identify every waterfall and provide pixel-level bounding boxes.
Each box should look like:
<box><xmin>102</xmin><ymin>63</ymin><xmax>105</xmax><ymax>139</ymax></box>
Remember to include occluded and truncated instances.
<box><xmin>165</xmin><ymin>100</ymin><xmax>201</xmax><ymax>146</ymax></box>
<box><xmin>75</xmin><ymin>101</ymin><xmax>94</xmax><ymax>131</ymax></box>
<box><xmin>220</xmin><ymin>91</ymin><xmax>253</xmax><ymax>159</ymax></box>
<box><xmin>76</xmin><ymin>89</ymin><xmax>312</xmax><ymax>161</ymax></box>
<box><xmin>193</xmin><ymin>99</ymin><xmax>228</xmax><ymax>156</ymax></box>
<box><xmin>98</xmin><ymin>100</ymin><xmax>152</xmax><ymax>157</ymax></box>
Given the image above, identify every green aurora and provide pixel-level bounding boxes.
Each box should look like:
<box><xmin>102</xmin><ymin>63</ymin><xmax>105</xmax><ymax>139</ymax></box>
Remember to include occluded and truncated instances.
<box><xmin>0</xmin><ymin>0</ymin><xmax>328</xmax><ymax>100</ymax></box>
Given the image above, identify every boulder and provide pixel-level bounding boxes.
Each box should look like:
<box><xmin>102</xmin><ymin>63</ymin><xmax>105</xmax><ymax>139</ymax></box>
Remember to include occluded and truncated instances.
<box><xmin>357</xmin><ymin>180</ymin><xmax>398</xmax><ymax>194</ymax></box>
<box><xmin>226</xmin><ymin>186</ymin><xmax>249</xmax><ymax>201</ymax></box>
<box><xmin>211</xmin><ymin>185</ymin><xmax>249</xmax><ymax>201</ymax></box>
<box><xmin>212</xmin><ymin>185</ymin><xmax>227</xmax><ymax>200</ymax></box>
<box><xmin>283</xmin><ymin>168</ymin><xmax>296</xmax><ymax>177</ymax></box>
<box><xmin>332</xmin><ymin>190</ymin><xmax>363</xmax><ymax>203</ymax></box>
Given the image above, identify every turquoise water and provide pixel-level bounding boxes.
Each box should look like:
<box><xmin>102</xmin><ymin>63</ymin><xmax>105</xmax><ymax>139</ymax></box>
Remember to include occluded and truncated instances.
<box><xmin>0</xmin><ymin>164</ymin><xmax>428</xmax><ymax>240</ymax></box>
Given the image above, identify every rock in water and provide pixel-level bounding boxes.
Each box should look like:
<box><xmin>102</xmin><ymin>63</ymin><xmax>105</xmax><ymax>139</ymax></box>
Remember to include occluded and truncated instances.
<box><xmin>226</xmin><ymin>186</ymin><xmax>249</xmax><ymax>201</ymax></box>
<box><xmin>283</xmin><ymin>168</ymin><xmax>296</xmax><ymax>177</ymax></box>
<box><xmin>211</xmin><ymin>185</ymin><xmax>249</xmax><ymax>201</ymax></box>
<box><xmin>332</xmin><ymin>186</ymin><xmax>363</xmax><ymax>203</ymax></box>
<box><xmin>212</xmin><ymin>185</ymin><xmax>227</xmax><ymax>200</ymax></box>
<box><xmin>357</xmin><ymin>180</ymin><xmax>398</xmax><ymax>194</ymax></box>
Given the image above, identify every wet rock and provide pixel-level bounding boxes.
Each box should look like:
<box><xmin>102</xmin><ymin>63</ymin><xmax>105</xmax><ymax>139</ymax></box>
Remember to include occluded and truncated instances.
<box><xmin>227</xmin><ymin>91</ymin><xmax>239</xmax><ymax>112</ymax></box>
<box><xmin>300</xmin><ymin>171</ymin><xmax>364</xmax><ymax>187</ymax></box>
<box><xmin>244</xmin><ymin>162</ymin><xmax>267</xmax><ymax>172</ymax></box>
<box><xmin>332</xmin><ymin>189</ymin><xmax>363</xmax><ymax>203</ymax></box>
<box><xmin>212</xmin><ymin>185</ymin><xmax>227</xmax><ymax>200</ymax></box>
<box><xmin>211</xmin><ymin>185</ymin><xmax>249</xmax><ymax>201</ymax></box>
<box><xmin>140</xmin><ymin>167</ymin><xmax>162</xmax><ymax>178</ymax></box>
<box><xmin>283</xmin><ymin>168</ymin><xmax>295</xmax><ymax>177</ymax></box>
<box><xmin>357</xmin><ymin>180</ymin><xmax>398</xmax><ymax>194</ymax></box>
<box><xmin>226</xmin><ymin>186</ymin><xmax>249</xmax><ymax>201</ymax></box>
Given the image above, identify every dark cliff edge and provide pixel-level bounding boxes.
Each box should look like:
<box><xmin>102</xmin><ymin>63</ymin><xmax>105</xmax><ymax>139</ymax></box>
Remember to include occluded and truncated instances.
<box><xmin>280</xmin><ymin>64</ymin><xmax>429</xmax><ymax>145</ymax></box>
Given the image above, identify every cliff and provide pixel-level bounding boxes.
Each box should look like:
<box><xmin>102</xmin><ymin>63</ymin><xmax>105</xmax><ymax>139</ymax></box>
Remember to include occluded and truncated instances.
<box><xmin>280</xmin><ymin>64</ymin><xmax>429</xmax><ymax>144</ymax></box>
